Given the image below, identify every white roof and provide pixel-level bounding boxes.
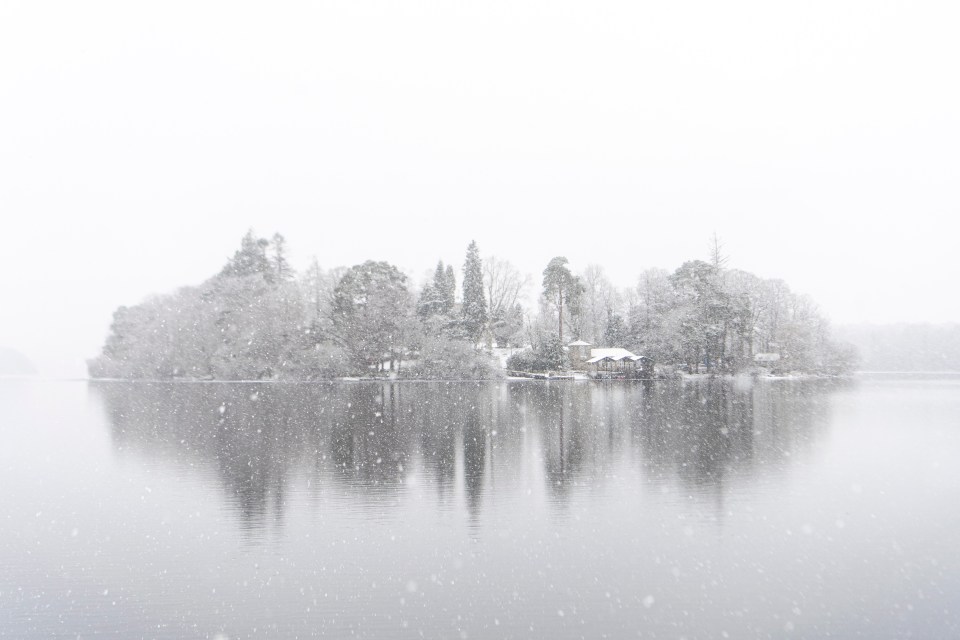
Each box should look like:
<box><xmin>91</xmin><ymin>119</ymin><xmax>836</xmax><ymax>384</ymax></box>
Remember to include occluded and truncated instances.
<box><xmin>567</xmin><ymin>340</ymin><xmax>592</xmax><ymax>347</ymax></box>
<box><xmin>590</xmin><ymin>348</ymin><xmax>637</xmax><ymax>360</ymax></box>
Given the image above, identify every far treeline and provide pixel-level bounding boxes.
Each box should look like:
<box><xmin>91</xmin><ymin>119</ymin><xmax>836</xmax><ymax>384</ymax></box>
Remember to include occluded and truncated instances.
<box><xmin>834</xmin><ymin>323</ymin><xmax>960</xmax><ymax>372</ymax></box>
<box><xmin>88</xmin><ymin>231</ymin><xmax>857</xmax><ymax>380</ymax></box>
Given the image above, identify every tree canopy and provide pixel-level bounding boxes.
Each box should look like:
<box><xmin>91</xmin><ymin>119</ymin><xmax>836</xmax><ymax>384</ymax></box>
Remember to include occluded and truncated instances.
<box><xmin>542</xmin><ymin>256</ymin><xmax>583</xmax><ymax>344</ymax></box>
<box><xmin>331</xmin><ymin>260</ymin><xmax>412</xmax><ymax>372</ymax></box>
<box><xmin>89</xmin><ymin>231</ymin><xmax>856</xmax><ymax>380</ymax></box>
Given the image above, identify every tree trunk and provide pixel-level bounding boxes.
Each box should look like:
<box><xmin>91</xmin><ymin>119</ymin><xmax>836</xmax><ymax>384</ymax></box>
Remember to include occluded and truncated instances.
<box><xmin>558</xmin><ymin>293</ymin><xmax>564</xmax><ymax>343</ymax></box>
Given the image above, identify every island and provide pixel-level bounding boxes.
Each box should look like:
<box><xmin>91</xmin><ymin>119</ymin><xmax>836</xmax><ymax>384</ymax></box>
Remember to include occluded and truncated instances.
<box><xmin>88</xmin><ymin>231</ymin><xmax>856</xmax><ymax>381</ymax></box>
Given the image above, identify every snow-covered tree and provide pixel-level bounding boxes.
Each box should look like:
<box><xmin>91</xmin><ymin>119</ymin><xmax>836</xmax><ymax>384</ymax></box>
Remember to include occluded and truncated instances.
<box><xmin>580</xmin><ymin>264</ymin><xmax>619</xmax><ymax>344</ymax></box>
<box><xmin>330</xmin><ymin>260</ymin><xmax>413</xmax><ymax>373</ymax></box>
<box><xmin>483</xmin><ymin>256</ymin><xmax>528</xmax><ymax>347</ymax></box>
<box><xmin>88</xmin><ymin>230</ymin><xmax>856</xmax><ymax>380</ymax></box>
<box><xmin>603</xmin><ymin>311</ymin><xmax>629</xmax><ymax>347</ymax></box>
<box><xmin>271</xmin><ymin>232</ymin><xmax>293</xmax><ymax>281</ymax></box>
<box><xmin>441</xmin><ymin>263</ymin><xmax>456</xmax><ymax>312</ymax></box>
<box><xmin>220</xmin><ymin>229</ymin><xmax>272</xmax><ymax>281</ymax></box>
<box><xmin>418</xmin><ymin>260</ymin><xmax>457</xmax><ymax>320</ymax></box>
<box><xmin>542</xmin><ymin>256</ymin><xmax>583</xmax><ymax>344</ymax></box>
<box><xmin>461</xmin><ymin>241</ymin><xmax>487</xmax><ymax>345</ymax></box>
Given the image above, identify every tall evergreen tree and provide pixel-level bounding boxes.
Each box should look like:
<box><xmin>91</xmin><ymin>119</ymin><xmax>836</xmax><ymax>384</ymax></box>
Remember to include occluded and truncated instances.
<box><xmin>220</xmin><ymin>229</ymin><xmax>272</xmax><ymax>280</ymax></box>
<box><xmin>303</xmin><ymin>257</ymin><xmax>324</xmax><ymax>322</ymax></box>
<box><xmin>418</xmin><ymin>260</ymin><xmax>457</xmax><ymax>319</ymax></box>
<box><xmin>431</xmin><ymin>261</ymin><xmax>457</xmax><ymax>314</ymax></box>
<box><xmin>461</xmin><ymin>241</ymin><xmax>487</xmax><ymax>344</ymax></box>
<box><xmin>443</xmin><ymin>264</ymin><xmax>456</xmax><ymax>312</ymax></box>
<box><xmin>271</xmin><ymin>232</ymin><xmax>293</xmax><ymax>281</ymax></box>
<box><xmin>431</xmin><ymin>261</ymin><xmax>447</xmax><ymax>311</ymax></box>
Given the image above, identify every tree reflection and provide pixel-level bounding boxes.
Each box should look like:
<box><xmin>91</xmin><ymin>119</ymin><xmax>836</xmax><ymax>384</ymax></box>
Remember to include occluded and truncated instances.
<box><xmin>328</xmin><ymin>383</ymin><xmax>412</xmax><ymax>488</ymax></box>
<box><xmin>91</xmin><ymin>378</ymin><xmax>841</xmax><ymax>535</ymax></box>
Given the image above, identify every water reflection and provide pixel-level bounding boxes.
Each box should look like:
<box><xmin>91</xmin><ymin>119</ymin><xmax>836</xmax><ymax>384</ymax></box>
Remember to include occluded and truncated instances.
<box><xmin>92</xmin><ymin>379</ymin><xmax>840</xmax><ymax>533</ymax></box>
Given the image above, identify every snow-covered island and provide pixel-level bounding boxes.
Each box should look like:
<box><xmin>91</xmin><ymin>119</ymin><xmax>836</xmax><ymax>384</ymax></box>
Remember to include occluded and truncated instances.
<box><xmin>88</xmin><ymin>231</ymin><xmax>857</xmax><ymax>381</ymax></box>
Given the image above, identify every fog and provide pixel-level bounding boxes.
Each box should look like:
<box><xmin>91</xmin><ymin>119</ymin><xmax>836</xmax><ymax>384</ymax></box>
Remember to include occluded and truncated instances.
<box><xmin>1</xmin><ymin>1</ymin><xmax>957</xmax><ymax>377</ymax></box>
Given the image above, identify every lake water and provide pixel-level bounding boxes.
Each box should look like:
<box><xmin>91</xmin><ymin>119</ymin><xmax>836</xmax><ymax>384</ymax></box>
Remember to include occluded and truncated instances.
<box><xmin>1</xmin><ymin>376</ymin><xmax>958</xmax><ymax>638</ymax></box>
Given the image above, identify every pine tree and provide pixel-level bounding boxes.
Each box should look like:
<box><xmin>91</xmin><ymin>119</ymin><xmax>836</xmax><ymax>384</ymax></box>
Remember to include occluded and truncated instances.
<box><xmin>220</xmin><ymin>229</ymin><xmax>272</xmax><ymax>280</ymax></box>
<box><xmin>461</xmin><ymin>241</ymin><xmax>487</xmax><ymax>345</ymax></box>
<box><xmin>303</xmin><ymin>257</ymin><xmax>324</xmax><ymax>321</ymax></box>
<box><xmin>418</xmin><ymin>260</ymin><xmax>457</xmax><ymax>319</ymax></box>
<box><xmin>271</xmin><ymin>233</ymin><xmax>293</xmax><ymax>281</ymax></box>
<box><xmin>542</xmin><ymin>256</ymin><xmax>583</xmax><ymax>344</ymax></box>
<box><xmin>443</xmin><ymin>264</ymin><xmax>456</xmax><ymax>313</ymax></box>
<box><xmin>431</xmin><ymin>261</ymin><xmax>456</xmax><ymax>314</ymax></box>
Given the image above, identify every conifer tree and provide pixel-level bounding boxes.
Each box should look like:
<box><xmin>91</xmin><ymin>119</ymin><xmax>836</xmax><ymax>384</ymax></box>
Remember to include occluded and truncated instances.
<box><xmin>461</xmin><ymin>241</ymin><xmax>487</xmax><ymax>345</ymax></box>
<box><xmin>442</xmin><ymin>264</ymin><xmax>456</xmax><ymax>313</ymax></box>
<box><xmin>542</xmin><ymin>256</ymin><xmax>583</xmax><ymax>344</ymax></box>
<box><xmin>418</xmin><ymin>260</ymin><xmax>456</xmax><ymax>319</ymax></box>
<box><xmin>271</xmin><ymin>233</ymin><xmax>293</xmax><ymax>281</ymax></box>
<box><xmin>220</xmin><ymin>229</ymin><xmax>272</xmax><ymax>280</ymax></box>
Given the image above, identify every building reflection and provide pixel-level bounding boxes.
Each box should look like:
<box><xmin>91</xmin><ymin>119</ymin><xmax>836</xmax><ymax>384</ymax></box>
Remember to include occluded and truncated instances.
<box><xmin>91</xmin><ymin>377</ymin><xmax>841</xmax><ymax>535</ymax></box>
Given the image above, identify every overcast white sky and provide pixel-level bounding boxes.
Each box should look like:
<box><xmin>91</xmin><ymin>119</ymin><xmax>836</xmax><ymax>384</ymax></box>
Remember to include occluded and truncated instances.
<box><xmin>1</xmin><ymin>0</ymin><xmax>958</xmax><ymax>377</ymax></box>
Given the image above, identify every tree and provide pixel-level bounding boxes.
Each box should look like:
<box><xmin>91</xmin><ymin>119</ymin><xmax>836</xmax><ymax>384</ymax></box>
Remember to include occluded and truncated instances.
<box><xmin>542</xmin><ymin>256</ymin><xmax>583</xmax><ymax>344</ymax></box>
<box><xmin>505</xmin><ymin>335</ymin><xmax>568</xmax><ymax>372</ymax></box>
<box><xmin>461</xmin><ymin>241</ymin><xmax>487</xmax><ymax>345</ymax></box>
<box><xmin>271</xmin><ymin>232</ymin><xmax>293</xmax><ymax>281</ymax></box>
<box><xmin>484</xmin><ymin>256</ymin><xmax>528</xmax><ymax>347</ymax></box>
<box><xmin>416</xmin><ymin>282</ymin><xmax>439</xmax><ymax>320</ymax></box>
<box><xmin>603</xmin><ymin>311</ymin><xmax>629</xmax><ymax>347</ymax></box>
<box><xmin>669</xmin><ymin>260</ymin><xmax>715</xmax><ymax>372</ymax></box>
<box><xmin>408</xmin><ymin>335</ymin><xmax>504</xmax><ymax>380</ymax></box>
<box><xmin>88</xmin><ymin>228</ymin><xmax>852</xmax><ymax>381</ymax></box>
<box><xmin>669</xmin><ymin>260</ymin><xmax>740</xmax><ymax>372</ymax></box>
<box><xmin>301</xmin><ymin>257</ymin><xmax>325</xmax><ymax>322</ymax></box>
<box><xmin>220</xmin><ymin>229</ymin><xmax>272</xmax><ymax>281</ymax></box>
<box><xmin>207</xmin><ymin>273</ymin><xmax>302</xmax><ymax>379</ymax></box>
<box><xmin>708</xmin><ymin>232</ymin><xmax>729</xmax><ymax>270</ymax></box>
<box><xmin>418</xmin><ymin>260</ymin><xmax>457</xmax><ymax>320</ymax></box>
<box><xmin>442</xmin><ymin>264</ymin><xmax>456</xmax><ymax>312</ymax></box>
<box><xmin>484</xmin><ymin>256</ymin><xmax>528</xmax><ymax>320</ymax></box>
<box><xmin>492</xmin><ymin>303</ymin><xmax>525</xmax><ymax>348</ymax></box>
<box><xmin>725</xmin><ymin>269</ymin><xmax>766</xmax><ymax>364</ymax></box>
<box><xmin>580</xmin><ymin>264</ymin><xmax>618</xmax><ymax>344</ymax></box>
<box><xmin>330</xmin><ymin>261</ymin><xmax>413</xmax><ymax>373</ymax></box>
<box><xmin>628</xmin><ymin>268</ymin><xmax>672</xmax><ymax>356</ymax></box>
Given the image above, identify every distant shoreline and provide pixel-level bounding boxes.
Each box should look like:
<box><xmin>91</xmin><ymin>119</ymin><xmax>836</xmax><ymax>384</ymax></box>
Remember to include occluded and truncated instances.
<box><xmin>15</xmin><ymin>372</ymin><xmax>957</xmax><ymax>386</ymax></box>
<box><xmin>76</xmin><ymin>374</ymin><xmax>872</xmax><ymax>384</ymax></box>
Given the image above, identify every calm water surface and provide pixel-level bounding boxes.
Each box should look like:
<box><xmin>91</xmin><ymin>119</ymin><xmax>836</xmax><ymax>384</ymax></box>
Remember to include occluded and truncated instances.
<box><xmin>1</xmin><ymin>376</ymin><xmax>958</xmax><ymax>638</ymax></box>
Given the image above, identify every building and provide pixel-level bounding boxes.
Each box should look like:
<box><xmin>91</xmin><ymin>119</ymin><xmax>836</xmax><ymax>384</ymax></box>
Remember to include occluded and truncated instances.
<box><xmin>585</xmin><ymin>347</ymin><xmax>654</xmax><ymax>379</ymax></box>
<box><xmin>567</xmin><ymin>340</ymin><xmax>592</xmax><ymax>369</ymax></box>
<box><xmin>753</xmin><ymin>352</ymin><xmax>782</xmax><ymax>374</ymax></box>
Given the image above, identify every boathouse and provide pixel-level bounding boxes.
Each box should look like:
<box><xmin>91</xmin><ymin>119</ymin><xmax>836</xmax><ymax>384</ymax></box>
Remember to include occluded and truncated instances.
<box><xmin>585</xmin><ymin>348</ymin><xmax>654</xmax><ymax>379</ymax></box>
